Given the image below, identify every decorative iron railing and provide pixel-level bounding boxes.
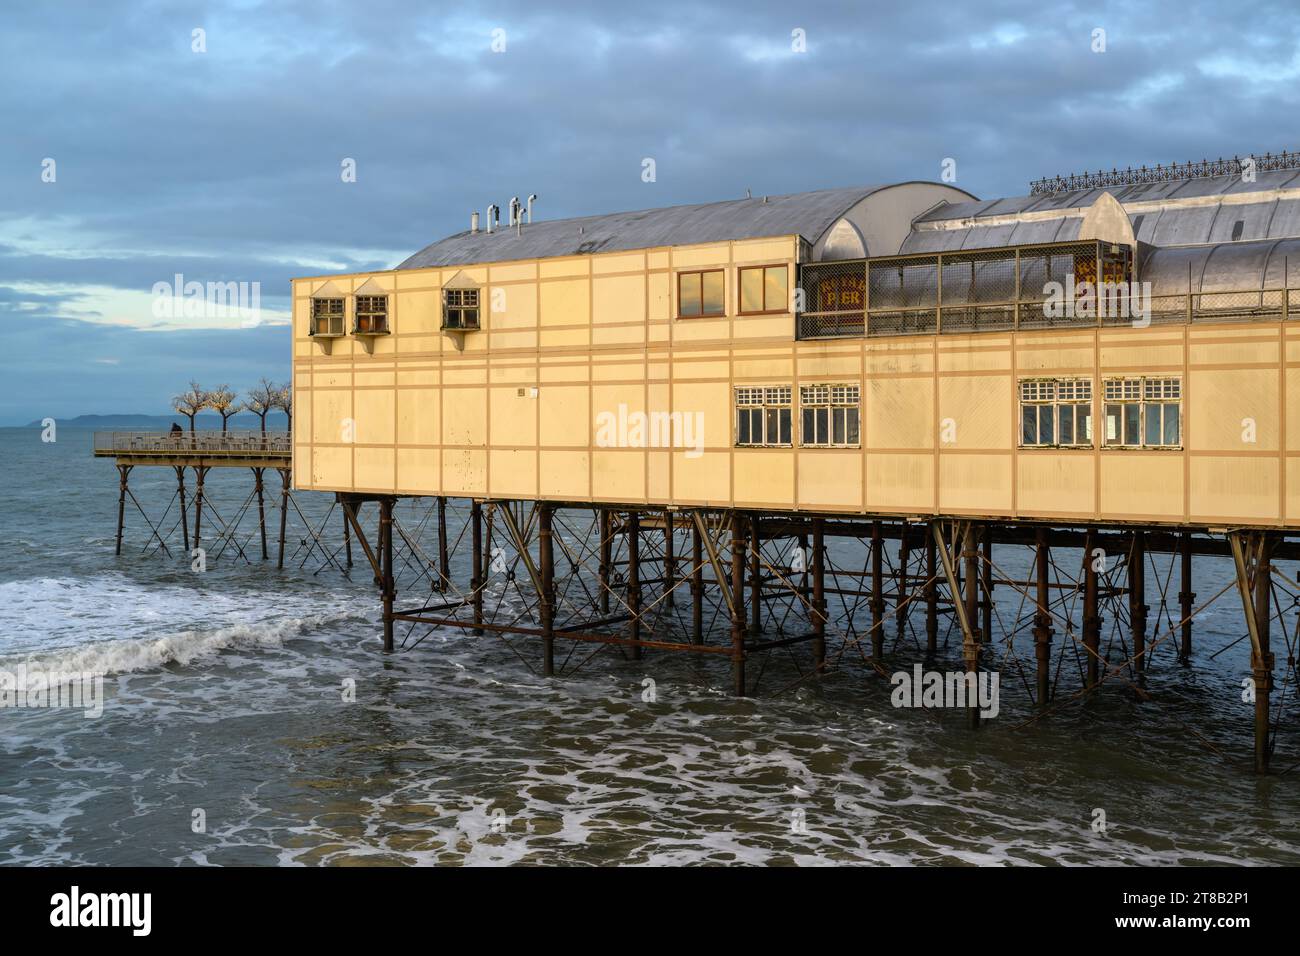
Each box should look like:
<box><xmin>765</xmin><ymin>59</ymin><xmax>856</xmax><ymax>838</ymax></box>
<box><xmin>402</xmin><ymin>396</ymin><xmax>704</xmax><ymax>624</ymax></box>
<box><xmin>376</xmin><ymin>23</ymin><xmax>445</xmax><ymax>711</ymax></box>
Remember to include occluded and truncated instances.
<box><xmin>1028</xmin><ymin>150</ymin><xmax>1300</xmax><ymax>196</ymax></box>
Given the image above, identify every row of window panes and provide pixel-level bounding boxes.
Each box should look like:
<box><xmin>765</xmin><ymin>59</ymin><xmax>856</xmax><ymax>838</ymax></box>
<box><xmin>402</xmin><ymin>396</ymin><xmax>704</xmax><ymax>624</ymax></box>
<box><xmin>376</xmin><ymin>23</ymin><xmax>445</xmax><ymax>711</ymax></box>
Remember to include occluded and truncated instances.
<box><xmin>736</xmin><ymin>384</ymin><xmax>860</xmax><ymax>447</ymax></box>
<box><xmin>311</xmin><ymin>291</ymin><xmax>483</xmax><ymax>335</ymax></box>
<box><xmin>679</xmin><ymin>265</ymin><xmax>789</xmax><ymax>318</ymax></box>
<box><xmin>1021</xmin><ymin>376</ymin><xmax>1181</xmax><ymax>448</ymax></box>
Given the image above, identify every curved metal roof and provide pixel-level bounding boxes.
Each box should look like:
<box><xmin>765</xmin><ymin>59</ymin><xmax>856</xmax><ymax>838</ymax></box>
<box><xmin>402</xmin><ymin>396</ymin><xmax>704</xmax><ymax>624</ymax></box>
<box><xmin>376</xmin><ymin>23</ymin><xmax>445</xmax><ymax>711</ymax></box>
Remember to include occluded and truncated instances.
<box><xmin>1140</xmin><ymin>238</ymin><xmax>1300</xmax><ymax>295</ymax></box>
<box><xmin>900</xmin><ymin>216</ymin><xmax>1081</xmax><ymax>253</ymax></box>
<box><xmin>397</xmin><ymin>186</ymin><xmax>892</xmax><ymax>270</ymax></box>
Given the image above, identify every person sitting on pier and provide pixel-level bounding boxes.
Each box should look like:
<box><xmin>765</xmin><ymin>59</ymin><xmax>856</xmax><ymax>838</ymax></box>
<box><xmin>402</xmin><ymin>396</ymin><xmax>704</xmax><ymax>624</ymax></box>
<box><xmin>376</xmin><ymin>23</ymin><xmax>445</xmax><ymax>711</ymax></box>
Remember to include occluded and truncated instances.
<box><xmin>169</xmin><ymin>421</ymin><xmax>183</xmax><ymax>435</ymax></box>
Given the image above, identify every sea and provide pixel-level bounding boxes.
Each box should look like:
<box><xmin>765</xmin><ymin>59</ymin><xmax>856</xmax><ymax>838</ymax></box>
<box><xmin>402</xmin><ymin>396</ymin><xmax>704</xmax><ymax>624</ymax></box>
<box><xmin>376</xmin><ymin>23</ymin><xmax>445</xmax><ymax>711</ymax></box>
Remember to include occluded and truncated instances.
<box><xmin>1</xmin><ymin>426</ymin><xmax>1297</xmax><ymax>865</ymax></box>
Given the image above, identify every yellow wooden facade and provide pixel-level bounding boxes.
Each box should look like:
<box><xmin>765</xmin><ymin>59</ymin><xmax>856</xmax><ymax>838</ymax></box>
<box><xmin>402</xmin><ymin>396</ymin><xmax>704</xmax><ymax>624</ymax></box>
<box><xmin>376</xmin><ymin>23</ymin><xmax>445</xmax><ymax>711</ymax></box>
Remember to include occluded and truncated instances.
<box><xmin>292</xmin><ymin>234</ymin><xmax>1300</xmax><ymax>529</ymax></box>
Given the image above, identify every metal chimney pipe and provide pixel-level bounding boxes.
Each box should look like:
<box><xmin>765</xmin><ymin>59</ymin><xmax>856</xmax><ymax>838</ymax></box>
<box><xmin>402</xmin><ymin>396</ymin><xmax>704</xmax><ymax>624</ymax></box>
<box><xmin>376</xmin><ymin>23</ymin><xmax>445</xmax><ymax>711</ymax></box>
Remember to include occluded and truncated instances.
<box><xmin>471</xmin><ymin>211</ymin><xmax>479</xmax><ymax>233</ymax></box>
<box><xmin>527</xmin><ymin>194</ymin><xmax>537</xmax><ymax>223</ymax></box>
<box><xmin>509</xmin><ymin>196</ymin><xmax>520</xmax><ymax>226</ymax></box>
<box><xmin>486</xmin><ymin>204</ymin><xmax>498</xmax><ymax>233</ymax></box>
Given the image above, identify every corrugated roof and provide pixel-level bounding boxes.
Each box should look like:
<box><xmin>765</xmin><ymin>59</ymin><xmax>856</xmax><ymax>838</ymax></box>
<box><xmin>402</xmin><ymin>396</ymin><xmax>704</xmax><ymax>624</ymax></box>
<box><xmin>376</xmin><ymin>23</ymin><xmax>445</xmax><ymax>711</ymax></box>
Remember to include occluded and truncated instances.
<box><xmin>396</xmin><ymin>186</ymin><xmax>887</xmax><ymax>269</ymax></box>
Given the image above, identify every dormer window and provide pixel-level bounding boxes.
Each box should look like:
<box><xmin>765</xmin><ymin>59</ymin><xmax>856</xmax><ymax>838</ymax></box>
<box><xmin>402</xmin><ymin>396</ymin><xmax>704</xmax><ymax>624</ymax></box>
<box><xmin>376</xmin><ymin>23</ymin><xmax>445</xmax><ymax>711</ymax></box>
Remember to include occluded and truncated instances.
<box><xmin>355</xmin><ymin>295</ymin><xmax>389</xmax><ymax>334</ymax></box>
<box><xmin>311</xmin><ymin>298</ymin><xmax>345</xmax><ymax>336</ymax></box>
<box><xmin>443</xmin><ymin>288</ymin><xmax>481</xmax><ymax>330</ymax></box>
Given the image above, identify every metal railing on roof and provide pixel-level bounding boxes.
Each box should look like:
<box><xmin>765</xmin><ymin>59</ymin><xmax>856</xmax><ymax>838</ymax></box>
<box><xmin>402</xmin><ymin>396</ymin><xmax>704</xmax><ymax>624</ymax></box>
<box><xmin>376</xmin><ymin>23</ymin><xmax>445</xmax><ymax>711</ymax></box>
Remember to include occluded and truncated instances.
<box><xmin>1028</xmin><ymin>150</ymin><xmax>1300</xmax><ymax>195</ymax></box>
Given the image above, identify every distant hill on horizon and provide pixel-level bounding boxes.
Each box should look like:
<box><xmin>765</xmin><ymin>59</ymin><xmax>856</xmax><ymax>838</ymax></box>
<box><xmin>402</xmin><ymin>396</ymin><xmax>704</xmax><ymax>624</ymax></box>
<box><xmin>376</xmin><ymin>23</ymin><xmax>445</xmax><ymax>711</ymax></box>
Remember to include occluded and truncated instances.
<box><xmin>21</xmin><ymin>412</ymin><xmax>291</xmax><ymax>429</ymax></box>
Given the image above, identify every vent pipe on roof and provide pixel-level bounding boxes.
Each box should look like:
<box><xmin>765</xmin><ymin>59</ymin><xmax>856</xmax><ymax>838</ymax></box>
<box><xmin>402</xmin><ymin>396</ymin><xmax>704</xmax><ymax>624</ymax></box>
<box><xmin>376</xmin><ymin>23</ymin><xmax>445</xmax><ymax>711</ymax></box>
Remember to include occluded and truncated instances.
<box><xmin>527</xmin><ymin>194</ymin><xmax>537</xmax><ymax>223</ymax></box>
<box><xmin>508</xmin><ymin>196</ymin><xmax>521</xmax><ymax>226</ymax></box>
<box><xmin>471</xmin><ymin>211</ymin><xmax>479</xmax><ymax>234</ymax></box>
<box><xmin>486</xmin><ymin>204</ymin><xmax>499</xmax><ymax>233</ymax></box>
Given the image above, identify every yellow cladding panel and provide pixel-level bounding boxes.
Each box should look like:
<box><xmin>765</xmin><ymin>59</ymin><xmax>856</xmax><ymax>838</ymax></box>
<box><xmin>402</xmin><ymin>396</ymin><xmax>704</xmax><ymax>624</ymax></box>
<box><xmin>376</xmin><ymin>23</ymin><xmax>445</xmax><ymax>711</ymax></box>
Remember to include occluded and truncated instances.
<box><xmin>593</xmin><ymin>253</ymin><xmax>645</xmax><ymax>275</ymax></box>
<box><xmin>312</xmin><ymin>389</ymin><xmax>350</xmax><ymax>445</ymax></box>
<box><xmin>443</xmin><ymin>387</ymin><xmax>486</xmax><ymax>446</ymax></box>
<box><xmin>867</xmin><ymin>453</ymin><xmax>933</xmax><ymax>510</ymax></box>
<box><xmin>396</xmin><ymin>448</ymin><xmax>441</xmax><ymax>494</ymax></box>
<box><xmin>1191</xmin><ymin>457</ymin><xmax>1278</xmax><ymax>522</ymax></box>
<box><xmin>593</xmin><ymin>273</ymin><xmax>645</xmax><ymax>325</ymax></box>
<box><xmin>490</xmin><ymin>387</ymin><xmax>538</xmax><ymax>446</ymax></box>
<box><xmin>490</xmin><ymin>449</ymin><xmax>536</xmax><ymax>498</ymax></box>
<box><xmin>798</xmin><ymin>450</ymin><xmax>863</xmax><ymax>508</ymax></box>
<box><xmin>674</xmin><ymin>449</ymin><xmax>729</xmax><ymax>502</ymax></box>
<box><xmin>540</xmin><ymin>451</ymin><xmax>589</xmax><ymax>498</ymax></box>
<box><xmin>293</xmin><ymin>444</ymin><xmax>311</xmax><ymax>487</ymax></box>
<box><xmin>670</xmin><ymin>382</ymin><xmax>729</xmax><ymax>449</ymax></box>
<box><xmin>397</xmin><ymin>388</ymin><xmax>440</xmax><ymax>445</ymax></box>
<box><xmin>312</xmin><ymin>445</ymin><xmax>352</xmax><ymax>488</ymax></box>
<box><xmin>488</xmin><ymin>262</ymin><xmax>537</xmax><ymax>283</ymax></box>
<box><xmin>939</xmin><ymin>336</ymin><xmax>1012</xmax><ymax>373</ymax></box>
<box><xmin>593</xmin><ymin>450</ymin><xmax>646</xmax><ymax>501</ymax></box>
<box><xmin>442</xmin><ymin>448</ymin><xmax>485</xmax><ymax>495</ymax></box>
<box><xmin>1100</xmin><ymin>454</ymin><xmax>1183</xmax><ymax>519</ymax></box>
<box><xmin>540</xmin><ymin>385</ymin><xmax>590</xmax><ymax>446</ymax></box>
<box><xmin>354</xmin><ymin>447</ymin><xmax>394</xmax><ymax>490</ymax></box>
<box><xmin>489</xmin><ymin>282</ymin><xmax>537</xmax><ymax>329</ymax></box>
<box><xmin>353</xmin><ymin>390</ymin><xmax>394</xmax><ymax>444</ymax></box>
<box><xmin>395</xmin><ymin>268</ymin><xmax>436</xmax><ymax>290</ymax></box>
<box><xmin>733</xmin><ymin>449</ymin><xmax>793</xmax><ymax>505</ymax></box>
<box><xmin>541</xmin><ymin>278</ymin><xmax>589</xmax><ymax>328</ymax></box>
<box><xmin>394</xmin><ymin>289</ymin><xmax>439</xmax><ymax>332</ymax></box>
<box><xmin>938</xmin><ymin>375</ymin><xmax>1011</xmax><ymax>449</ymax></box>
<box><xmin>733</xmin><ymin>239</ymin><xmax>795</xmax><ymax>263</ymax></box>
<box><xmin>938</xmin><ymin>454</ymin><xmax>1013</xmax><ymax>513</ymax></box>
<box><xmin>1017</xmin><ymin>453</ymin><xmax>1094</xmax><ymax>516</ymax></box>
<box><xmin>648</xmin><ymin>273</ymin><xmax>671</xmax><ymax>321</ymax></box>
<box><xmin>1189</xmin><ymin>368</ymin><xmax>1278</xmax><ymax>451</ymax></box>
<box><xmin>867</xmin><ymin>376</ymin><xmax>932</xmax><ymax>449</ymax></box>
<box><xmin>670</xmin><ymin>244</ymin><xmax>729</xmax><ymax>268</ymax></box>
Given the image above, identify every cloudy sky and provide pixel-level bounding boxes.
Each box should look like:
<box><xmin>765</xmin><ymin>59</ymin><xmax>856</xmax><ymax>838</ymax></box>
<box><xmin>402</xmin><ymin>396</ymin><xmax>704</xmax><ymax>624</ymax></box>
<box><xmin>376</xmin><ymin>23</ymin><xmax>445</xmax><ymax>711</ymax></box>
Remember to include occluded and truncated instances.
<box><xmin>2</xmin><ymin>0</ymin><xmax>1297</xmax><ymax>424</ymax></box>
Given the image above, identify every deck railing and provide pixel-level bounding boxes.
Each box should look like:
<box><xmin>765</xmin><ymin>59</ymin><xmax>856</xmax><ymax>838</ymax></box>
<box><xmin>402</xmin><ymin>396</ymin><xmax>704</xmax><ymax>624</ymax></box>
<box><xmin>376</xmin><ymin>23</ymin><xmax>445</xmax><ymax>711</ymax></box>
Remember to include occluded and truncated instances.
<box><xmin>93</xmin><ymin>430</ymin><xmax>291</xmax><ymax>457</ymax></box>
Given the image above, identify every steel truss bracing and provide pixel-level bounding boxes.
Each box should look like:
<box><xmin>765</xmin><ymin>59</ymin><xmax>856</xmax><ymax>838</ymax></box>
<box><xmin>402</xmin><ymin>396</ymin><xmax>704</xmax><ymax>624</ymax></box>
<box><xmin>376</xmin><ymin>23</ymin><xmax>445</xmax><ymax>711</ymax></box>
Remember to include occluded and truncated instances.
<box><xmin>328</xmin><ymin>496</ymin><xmax>1299</xmax><ymax>775</ymax></box>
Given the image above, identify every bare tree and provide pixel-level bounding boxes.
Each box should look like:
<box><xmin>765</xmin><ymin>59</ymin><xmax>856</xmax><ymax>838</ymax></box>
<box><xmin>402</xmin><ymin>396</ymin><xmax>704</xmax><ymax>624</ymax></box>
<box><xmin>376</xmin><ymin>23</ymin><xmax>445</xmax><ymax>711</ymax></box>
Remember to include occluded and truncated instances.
<box><xmin>245</xmin><ymin>378</ymin><xmax>279</xmax><ymax>434</ymax></box>
<box><xmin>273</xmin><ymin>382</ymin><xmax>292</xmax><ymax>432</ymax></box>
<box><xmin>173</xmin><ymin>380</ymin><xmax>208</xmax><ymax>433</ymax></box>
<box><xmin>206</xmin><ymin>384</ymin><xmax>242</xmax><ymax>434</ymax></box>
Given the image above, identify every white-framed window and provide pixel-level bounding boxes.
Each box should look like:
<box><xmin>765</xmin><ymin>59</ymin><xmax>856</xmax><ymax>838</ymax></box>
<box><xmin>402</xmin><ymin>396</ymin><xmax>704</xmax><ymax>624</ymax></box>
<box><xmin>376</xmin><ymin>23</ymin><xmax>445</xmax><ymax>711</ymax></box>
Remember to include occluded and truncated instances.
<box><xmin>1103</xmin><ymin>376</ymin><xmax>1181</xmax><ymax>448</ymax></box>
<box><xmin>311</xmin><ymin>297</ymin><xmax>345</xmax><ymax>336</ymax></box>
<box><xmin>1020</xmin><ymin>378</ymin><xmax>1093</xmax><ymax>447</ymax></box>
<box><xmin>735</xmin><ymin>386</ymin><xmax>792</xmax><ymax>447</ymax></box>
<box><xmin>800</xmin><ymin>383</ymin><xmax>861</xmax><ymax>447</ymax></box>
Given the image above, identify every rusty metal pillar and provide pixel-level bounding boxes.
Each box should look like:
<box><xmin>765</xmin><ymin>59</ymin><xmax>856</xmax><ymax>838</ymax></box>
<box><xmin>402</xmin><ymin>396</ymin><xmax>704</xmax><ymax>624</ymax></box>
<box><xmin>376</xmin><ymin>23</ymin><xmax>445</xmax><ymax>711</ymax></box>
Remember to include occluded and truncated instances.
<box><xmin>342</xmin><ymin>505</ymin><xmax>353</xmax><ymax>568</ymax></box>
<box><xmin>924</xmin><ymin>532</ymin><xmax>938</xmax><ymax>656</ymax></box>
<box><xmin>1130</xmin><ymin>530</ymin><xmax>1148</xmax><ymax>683</ymax></box>
<box><xmin>981</xmin><ymin>525</ymin><xmax>994</xmax><ymax>642</ymax></box>
<box><xmin>731</xmin><ymin>513</ymin><xmax>747</xmax><ymax>696</ymax></box>
<box><xmin>174</xmin><ymin>466</ymin><xmax>190</xmax><ymax>554</ymax></box>
<box><xmin>253</xmin><ymin>467</ymin><xmax>268</xmax><ymax>560</ymax></box>
<box><xmin>691</xmin><ymin>517</ymin><xmax>704</xmax><ymax>644</ymax></box>
<box><xmin>1253</xmin><ymin>534</ymin><xmax>1274</xmax><ymax>773</ymax></box>
<box><xmin>749</xmin><ymin>515</ymin><xmax>761</xmax><ymax>636</ymax></box>
<box><xmin>664</xmin><ymin>512</ymin><xmax>675</xmax><ymax>608</ymax></box>
<box><xmin>437</xmin><ymin>496</ymin><xmax>450</xmax><ymax>592</ymax></box>
<box><xmin>1178</xmin><ymin>530</ymin><xmax>1194</xmax><ymax>664</ymax></box>
<box><xmin>628</xmin><ymin>512</ymin><xmax>642</xmax><ymax>660</ymax></box>
<box><xmin>380</xmin><ymin>496</ymin><xmax>395</xmax><ymax>653</ymax></box>
<box><xmin>962</xmin><ymin>523</ymin><xmax>982</xmax><ymax>729</ymax></box>
<box><xmin>471</xmin><ymin>500</ymin><xmax>484</xmax><ymax>635</ymax></box>
<box><xmin>114</xmin><ymin>464</ymin><xmax>131</xmax><ymax>556</ymax></box>
<box><xmin>870</xmin><ymin>520</ymin><xmax>885</xmax><ymax>661</ymax></box>
<box><xmin>811</xmin><ymin>517</ymin><xmax>826</xmax><ymax>672</ymax></box>
<box><xmin>539</xmin><ymin>502</ymin><xmax>555</xmax><ymax>676</ymax></box>
<box><xmin>1083</xmin><ymin>527</ymin><xmax>1101</xmax><ymax>689</ymax></box>
<box><xmin>896</xmin><ymin>519</ymin><xmax>910</xmax><ymax>642</ymax></box>
<box><xmin>598</xmin><ymin>508</ymin><xmax>612</xmax><ymax>615</ymax></box>
<box><xmin>193</xmin><ymin>465</ymin><xmax>208</xmax><ymax>551</ymax></box>
<box><xmin>276</xmin><ymin>468</ymin><xmax>289</xmax><ymax>569</ymax></box>
<box><xmin>1033</xmin><ymin>526</ymin><xmax>1054</xmax><ymax>707</ymax></box>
